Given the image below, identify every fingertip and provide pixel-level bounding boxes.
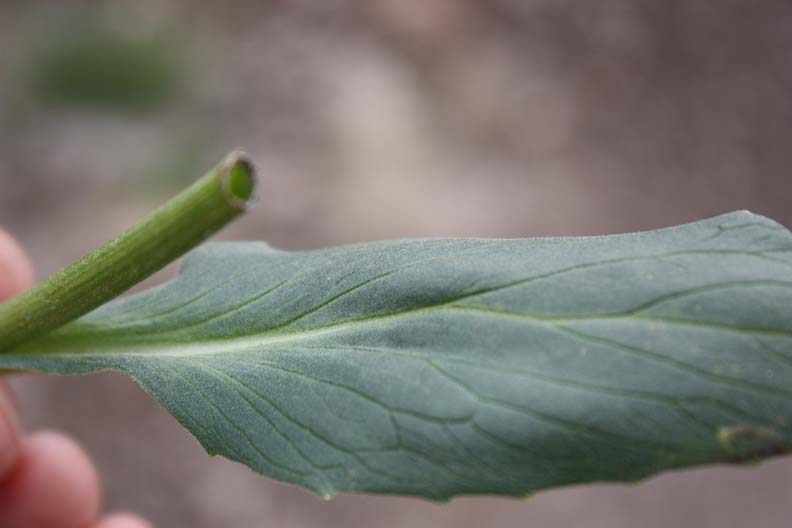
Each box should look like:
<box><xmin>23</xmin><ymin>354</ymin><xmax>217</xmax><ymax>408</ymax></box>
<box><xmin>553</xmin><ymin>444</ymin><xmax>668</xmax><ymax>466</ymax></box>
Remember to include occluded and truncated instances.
<box><xmin>0</xmin><ymin>431</ymin><xmax>101</xmax><ymax>528</ymax></box>
<box><xmin>0</xmin><ymin>228</ymin><xmax>36</xmax><ymax>300</ymax></box>
<box><xmin>95</xmin><ymin>512</ymin><xmax>154</xmax><ymax>528</ymax></box>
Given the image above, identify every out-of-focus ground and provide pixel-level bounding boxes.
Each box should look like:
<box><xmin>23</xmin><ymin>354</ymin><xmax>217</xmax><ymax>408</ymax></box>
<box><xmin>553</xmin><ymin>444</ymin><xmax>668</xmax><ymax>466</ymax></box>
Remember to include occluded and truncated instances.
<box><xmin>1</xmin><ymin>1</ymin><xmax>791</xmax><ymax>526</ymax></box>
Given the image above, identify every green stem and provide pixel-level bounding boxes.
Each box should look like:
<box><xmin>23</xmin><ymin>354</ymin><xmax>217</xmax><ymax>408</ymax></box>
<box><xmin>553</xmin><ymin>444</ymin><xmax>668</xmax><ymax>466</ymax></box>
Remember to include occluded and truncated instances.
<box><xmin>0</xmin><ymin>150</ymin><xmax>256</xmax><ymax>353</ymax></box>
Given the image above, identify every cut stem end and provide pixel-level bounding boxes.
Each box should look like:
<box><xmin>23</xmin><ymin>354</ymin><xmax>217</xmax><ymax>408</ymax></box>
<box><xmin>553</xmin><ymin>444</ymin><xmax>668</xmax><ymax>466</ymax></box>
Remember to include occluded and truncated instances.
<box><xmin>221</xmin><ymin>150</ymin><xmax>256</xmax><ymax>211</ymax></box>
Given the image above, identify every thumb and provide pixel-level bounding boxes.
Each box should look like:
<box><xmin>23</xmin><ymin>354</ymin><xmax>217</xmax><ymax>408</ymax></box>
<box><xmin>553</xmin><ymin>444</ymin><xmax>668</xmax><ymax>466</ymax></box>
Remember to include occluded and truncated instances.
<box><xmin>0</xmin><ymin>229</ymin><xmax>35</xmax><ymax>301</ymax></box>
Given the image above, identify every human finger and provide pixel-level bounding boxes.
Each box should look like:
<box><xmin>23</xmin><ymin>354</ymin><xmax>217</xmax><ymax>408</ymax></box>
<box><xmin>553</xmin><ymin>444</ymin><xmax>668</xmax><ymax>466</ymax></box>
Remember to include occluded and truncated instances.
<box><xmin>0</xmin><ymin>228</ymin><xmax>35</xmax><ymax>301</ymax></box>
<box><xmin>94</xmin><ymin>512</ymin><xmax>154</xmax><ymax>528</ymax></box>
<box><xmin>0</xmin><ymin>431</ymin><xmax>102</xmax><ymax>528</ymax></box>
<box><xmin>0</xmin><ymin>380</ymin><xmax>21</xmax><ymax>478</ymax></box>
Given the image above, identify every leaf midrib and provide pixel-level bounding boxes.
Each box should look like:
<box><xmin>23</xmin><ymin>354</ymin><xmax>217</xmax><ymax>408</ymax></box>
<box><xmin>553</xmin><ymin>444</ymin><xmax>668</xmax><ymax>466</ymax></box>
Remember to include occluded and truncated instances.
<box><xmin>30</xmin><ymin>275</ymin><xmax>792</xmax><ymax>357</ymax></box>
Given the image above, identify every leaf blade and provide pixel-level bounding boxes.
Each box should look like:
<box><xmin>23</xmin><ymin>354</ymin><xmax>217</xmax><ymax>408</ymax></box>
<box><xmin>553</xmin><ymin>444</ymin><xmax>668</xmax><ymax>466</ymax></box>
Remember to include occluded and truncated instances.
<box><xmin>3</xmin><ymin>210</ymin><xmax>791</xmax><ymax>499</ymax></box>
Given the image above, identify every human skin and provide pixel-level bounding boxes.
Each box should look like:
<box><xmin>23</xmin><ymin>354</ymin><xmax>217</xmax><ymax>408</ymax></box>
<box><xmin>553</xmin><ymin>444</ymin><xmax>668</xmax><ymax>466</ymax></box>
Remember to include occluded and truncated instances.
<box><xmin>0</xmin><ymin>228</ymin><xmax>153</xmax><ymax>528</ymax></box>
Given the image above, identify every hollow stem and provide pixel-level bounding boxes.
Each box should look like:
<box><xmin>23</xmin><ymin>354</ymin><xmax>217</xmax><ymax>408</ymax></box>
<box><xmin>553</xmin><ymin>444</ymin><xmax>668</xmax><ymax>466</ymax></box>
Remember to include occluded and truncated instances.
<box><xmin>0</xmin><ymin>150</ymin><xmax>256</xmax><ymax>352</ymax></box>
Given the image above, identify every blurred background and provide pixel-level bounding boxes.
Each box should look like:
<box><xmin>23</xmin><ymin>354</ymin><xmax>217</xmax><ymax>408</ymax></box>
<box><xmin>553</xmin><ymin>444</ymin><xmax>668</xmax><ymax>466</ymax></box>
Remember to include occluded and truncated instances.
<box><xmin>1</xmin><ymin>1</ymin><xmax>791</xmax><ymax>526</ymax></box>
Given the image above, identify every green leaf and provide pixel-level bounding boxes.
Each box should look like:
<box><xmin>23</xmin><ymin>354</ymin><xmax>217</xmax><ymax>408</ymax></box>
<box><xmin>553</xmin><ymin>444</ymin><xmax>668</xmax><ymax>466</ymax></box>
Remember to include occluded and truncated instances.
<box><xmin>2</xmin><ymin>211</ymin><xmax>791</xmax><ymax>500</ymax></box>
